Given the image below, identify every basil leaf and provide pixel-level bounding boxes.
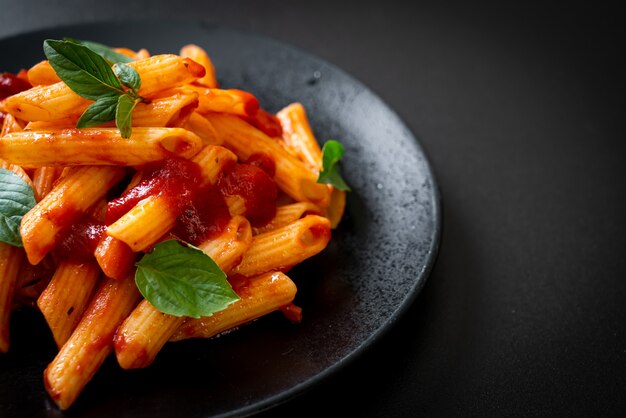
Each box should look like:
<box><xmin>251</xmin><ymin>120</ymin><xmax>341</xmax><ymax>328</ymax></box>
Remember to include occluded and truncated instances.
<box><xmin>76</xmin><ymin>95</ymin><xmax>119</xmax><ymax>128</ymax></box>
<box><xmin>135</xmin><ymin>240</ymin><xmax>239</xmax><ymax>318</ymax></box>
<box><xmin>115</xmin><ymin>95</ymin><xmax>137</xmax><ymax>139</ymax></box>
<box><xmin>114</xmin><ymin>63</ymin><xmax>141</xmax><ymax>91</ymax></box>
<box><xmin>0</xmin><ymin>169</ymin><xmax>37</xmax><ymax>247</ymax></box>
<box><xmin>64</xmin><ymin>38</ymin><xmax>134</xmax><ymax>65</ymax></box>
<box><xmin>317</xmin><ymin>140</ymin><xmax>351</xmax><ymax>191</ymax></box>
<box><xmin>44</xmin><ymin>39</ymin><xmax>124</xmax><ymax>100</ymax></box>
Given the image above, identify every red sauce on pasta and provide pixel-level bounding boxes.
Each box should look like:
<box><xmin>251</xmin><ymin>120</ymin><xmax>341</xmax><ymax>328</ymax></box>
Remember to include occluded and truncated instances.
<box><xmin>0</xmin><ymin>72</ymin><xmax>31</xmax><ymax>100</ymax></box>
<box><xmin>107</xmin><ymin>158</ymin><xmax>230</xmax><ymax>245</ymax></box>
<box><xmin>55</xmin><ymin>215</ymin><xmax>106</xmax><ymax>261</ymax></box>
<box><xmin>245</xmin><ymin>109</ymin><xmax>283</xmax><ymax>137</ymax></box>
<box><xmin>0</xmin><ymin>71</ymin><xmax>31</xmax><ymax>126</ymax></box>
<box><xmin>218</xmin><ymin>154</ymin><xmax>277</xmax><ymax>227</ymax></box>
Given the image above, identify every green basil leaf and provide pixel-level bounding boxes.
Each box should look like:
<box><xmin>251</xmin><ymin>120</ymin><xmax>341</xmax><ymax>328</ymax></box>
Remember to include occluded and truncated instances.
<box><xmin>114</xmin><ymin>63</ymin><xmax>141</xmax><ymax>91</ymax></box>
<box><xmin>317</xmin><ymin>140</ymin><xmax>351</xmax><ymax>191</ymax></box>
<box><xmin>76</xmin><ymin>95</ymin><xmax>119</xmax><ymax>128</ymax></box>
<box><xmin>64</xmin><ymin>38</ymin><xmax>134</xmax><ymax>65</ymax></box>
<box><xmin>0</xmin><ymin>169</ymin><xmax>37</xmax><ymax>247</ymax></box>
<box><xmin>44</xmin><ymin>39</ymin><xmax>124</xmax><ymax>100</ymax></box>
<box><xmin>115</xmin><ymin>95</ymin><xmax>138</xmax><ymax>139</ymax></box>
<box><xmin>135</xmin><ymin>240</ymin><xmax>239</xmax><ymax>318</ymax></box>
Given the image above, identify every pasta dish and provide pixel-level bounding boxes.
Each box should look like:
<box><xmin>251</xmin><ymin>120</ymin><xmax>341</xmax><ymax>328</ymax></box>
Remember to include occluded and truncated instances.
<box><xmin>0</xmin><ymin>40</ymin><xmax>347</xmax><ymax>409</ymax></box>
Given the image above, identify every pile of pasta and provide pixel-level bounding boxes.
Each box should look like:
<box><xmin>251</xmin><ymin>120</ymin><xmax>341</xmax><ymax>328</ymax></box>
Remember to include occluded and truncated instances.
<box><xmin>0</xmin><ymin>44</ymin><xmax>345</xmax><ymax>409</ymax></box>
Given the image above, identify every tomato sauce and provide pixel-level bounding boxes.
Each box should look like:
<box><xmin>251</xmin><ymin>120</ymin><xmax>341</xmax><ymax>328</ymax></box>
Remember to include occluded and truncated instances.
<box><xmin>0</xmin><ymin>71</ymin><xmax>31</xmax><ymax>127</ymax></box>
<box><xmin>218</xmin><ymin>153</ymin><xmax>277</xmax><ymax>226</ymax></box>
<box><xmin>108</xmin><ymin>158</ymin><xmax>230</xmax><ymax>245</ymax></box>
<box><xmin>245</xmin><ymin>109</ymin><xmax>283</xmax><ymax>138</ymax></box>
<box><xmin>54</xmin><ymin>215</ymin><xmax>106</xmax><ymax>261</ymax></box>
<box><xmin>55</xmin><ymin>152</ymin><xmax>280</xmax><ymax>261</ymax></box>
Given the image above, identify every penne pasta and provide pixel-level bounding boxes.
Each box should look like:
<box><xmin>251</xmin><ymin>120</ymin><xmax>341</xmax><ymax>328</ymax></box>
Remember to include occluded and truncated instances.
<box><xmin>185</xmin><ymin>85</ymin><xmax>259</xmax><ymax>116</ymax></box>
<box><xmin>132</xmin><ymin>91</ymin><xmax>199</xmax><ymax>127</ymax></box>
<box><xmin>20</xmin><ymin>166</ymin><xmax>125</xmax><ymax>265</ymax></box>
<box><xmin>0</xmin><ymin>39</ymin><xmax>346</xmax><ymax>411</ymax></box>
<box><xmin>0</xmin><ymin>244</ymin><xmax>23</xmax><ymax>352</ymax></box>
<box><xmin>32</xmin><ymin>166</ymin><xmax>64</xmax><ymax>201</ymax></box>
<box><xmin>4</xmin><ymin>55</ymin><xmax>205</xmax><ymax>122</ymax></box>
<box><xmin>0</xmin><ymin>113</ymin><xmax>23</xmax><ymax>136</ymax></box>
<box><xmin>0</xmin><ymin>127</ymin><xmax>203</xmax><ymax>167</ymax></box>
<box><xmin>94</xmin><ymin>235</ymin><xmax>136</xmax><ymax>280</ymax></box>
<box><xmin>106</xmin><ymin>194</ymin><xmax>177</xmax><ymax>252</ymax></box>
<box><xmin>43</xmin><ymin>274</ymin><xmax>141</xmax><ymax>410</ymax></box>
<box><xmin>253</xmin><ymin>202</ymin><xmax>324</xmax><ymax>235</ymax></box>
<box><xmin>27</xmin><ymin>60</ymin><xmax>61</xmax><ymax>86</ymax></box>
<box><xmin>205</xmin><ymin>113</ymin><xmax>330</xmax><ymax>207</ymax></box>
<box><xmin>37</xmin><ymin>261</ymin><xmax>101</xmax><ymax>348</ymax></box>
<box><xmin>179</xmin><ymin>44</ymin><xmax>219</xmax><ymax>88</ymax></box>
<box><xmin>182</xmin><ymin>112</ymin><xmax>222</xmax><ymax>145</ymax></box>
<box><xmin>277</xmin><ymin>102</ymin><xmax>323</xmax><ymax>171</ymax></box>
<box><xmin>170</xmin><ymin>271</ymin><xmax>297</xmax><ymax>341</ymax></box>
<box><xmin>233</xmin><ymin>215</ymin><xmax>331</xmax><ymax>277</ymax></box>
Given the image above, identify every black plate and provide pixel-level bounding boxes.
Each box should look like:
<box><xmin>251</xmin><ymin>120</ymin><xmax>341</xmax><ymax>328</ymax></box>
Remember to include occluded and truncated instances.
<box><xmin>0</xmin><ymin>22</ymin><xmax>441</xmax><ymax>417</ymax></box>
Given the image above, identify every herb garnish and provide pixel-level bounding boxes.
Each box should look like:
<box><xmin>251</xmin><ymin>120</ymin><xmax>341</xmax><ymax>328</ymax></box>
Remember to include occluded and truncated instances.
<box><xmin>317</xmin><ymin>140</ymin><xmax>350</xmax><ymax>191</ymax></box>
<box><xmin>43</xmin><ymin>39</ymin><xmax>146</xmax><ymax>138</ymax></box>
<box><xmin>0</xmin><ymin>169</ymin><xmax>37</xmax><ymax>247</ymax></box>
<box><xmin>135</xmin><ymin>240</ymin><xmax>239</xmax><ymax>318</ymax></box>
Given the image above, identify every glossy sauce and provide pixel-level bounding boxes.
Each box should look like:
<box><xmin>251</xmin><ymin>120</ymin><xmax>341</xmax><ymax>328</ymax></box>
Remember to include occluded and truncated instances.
<box><xmin>245</xmin><ymin>109</ymin><xmax>283</xmax><ymax>138</ymax></box>
<box><xmin>0</xmin><ymin>71</ymin><xmax>31</xmax><ymax>127</ymax></box>
<box><xmin>218</xmin><ymin>153</ymin><xmax>277</xmax><ymax>226</ymax></box>
<box><xmin>108</xmin><ymin>158</ymin><xmax>230</xmax><ymax>245</ymax></box>
<box><xmin>54</xmin><ymin>215</ymin><xmax>106</xmax><ymax>261</ymax></box>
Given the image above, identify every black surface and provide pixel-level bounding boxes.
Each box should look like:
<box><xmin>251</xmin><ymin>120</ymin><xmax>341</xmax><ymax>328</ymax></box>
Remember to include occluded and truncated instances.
<box><xmin>1</xmin><ymin>1</ymin><xmax>625</xmax><ymax>417</ymax></box>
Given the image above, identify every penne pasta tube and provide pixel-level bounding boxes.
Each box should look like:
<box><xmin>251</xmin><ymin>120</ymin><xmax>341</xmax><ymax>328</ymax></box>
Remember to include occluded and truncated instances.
<box><xmin>195</xmin><ymin>215</ymin><xmax>253</xmax><ymax>274</ymax></box>
<box><xmin>27</xmin><ymin>60</ymin><xmax>61</xmax><ymax>86</ymax></box>
<box><xmin>23</xmin><ymin>92</ymin><xmax>199</xmax><ymax>131</ymax></box>
<box><xmin>253</xmin><ymin>202</ymin><xmax>324</xmax><ymax>235</ymax></box>
<box><xmin>106</xmin><ymin>194</ymin><xmax>177</xmax><ymax>252</ymax></box>
<box><xmin>131</xmin><ymin>55</ymin><xmax>205</xmax><ymax>97</ymax></box>
<box><xmin>43</xmin><ymin>274</ymin><xmax>141</xmax><ymax>410</ymax></box>
<box><xmin>0</xmin><ymin>127</ymin><xmax>203</xmax><ymax>167</ymax></box>
<box><xmin>20</xmin><ymin>166</ymin><xmax>125</xmax><ymax>265</ymax></box>
<box><xmin>132</xmin><ymin>91</ymin><xmax>199</xmax><ymax>127</ymax></box>
<box><xmin>32</xmin><ymin>166</ymin><xmax>64</xmax><ymax>201</ymax></box>
<box><xmin>277</xmin><ymin>102</ymin><xmax>323</xmax><ymax>171</ymax></box>
<box><xmin>25</xmin><ymin>118</ymin><xmax>77</xmax><ymax>131</ymax></box>
<box><xmin>326</xmin><ymin>186</ymin><xmax>347</xmax><ymax>229</ymax></box>
<box><xmin>107</xmin><ymin>145</ymin><xmax>235</xmax><ymax>253</ymax></box>
<box><xmin>225</xmin><ymin>195</ymin><xmax>246</xmax><ymax>217</ymax></box>
<box><xmin>191</xmin><ymin>144</ymin><xmax>237</xmax><ymax>187</ymax></box>
<box><xmin>114</xmin><ymin>216</ymin><xmax>252</xmax><ymax>369</ymax></box>
<box><xmin>13</xmin><ymin>255</ymin><xmax>53</xmax><ymax>307</ymax></box>
<box><xmin>179</xmin><ymin>44</ymin><xmax>219</xmax><ymax>88</ymax></box>
<box><xmin>37</xmin><ymin>261</ymin><xmax>101</xmax><ymax>348</ymax></box>
<box><xmin>1</xmin><ymin>113</ymin><xmax>23</xmax><ymax>136</ymax></box>
<box><xmin>182</xmin><ymin>112</ymin><xmax>222</xmax><ymax>145</ymax></box>
<box><xmin>94</xmin><ymin>235</ymin><xmax>136</xmax><ymax>280</ymax></box>
<box><xmin>0</xmin><ymin>244</ymin><xmax>23</xmax><ymax>352</ymax></box>
<box><xmin>170</xmin><ymin>271</ymin><xmax>297</xmax><ymax>341</ymax></box>
<box><xmin>184</xmin><ymin>85</ymin><xmax>259</xmax><ymax>116</ymax></box>
<box><xmin>233</xmin><ymin>215</ymin><xmax>331</xmax><ymax>277</ymax></box>
<box><xmin>4</xmin><ymin>55</ymin><xmax>205</xmax><ymax>122</ymax></box>
<box><xmin>205</xmin><ymin>113</ymin><xmax>330</xmax><ymax>207</ymax></box>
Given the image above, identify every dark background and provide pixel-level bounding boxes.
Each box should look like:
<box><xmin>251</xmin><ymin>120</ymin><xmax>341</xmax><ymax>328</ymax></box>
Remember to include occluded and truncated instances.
<box><xmin>1</xmin><ymin>1</ymin><xmax>624</xmax><ymax>416</ymax></box>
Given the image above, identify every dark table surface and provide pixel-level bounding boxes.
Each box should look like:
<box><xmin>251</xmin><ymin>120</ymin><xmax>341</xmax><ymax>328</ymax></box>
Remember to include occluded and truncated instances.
<box><xmin>1</xmin><ymin>1</ymin><xmax>624</xmax><ymax>416</ymax></box>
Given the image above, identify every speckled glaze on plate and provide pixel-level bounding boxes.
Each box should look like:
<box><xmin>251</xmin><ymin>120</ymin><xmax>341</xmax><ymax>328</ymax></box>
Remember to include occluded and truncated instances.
<box><xmin>0</xmin><ymin>21</ymin><xmax>441</xmax><ymax>417</ymax></box>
